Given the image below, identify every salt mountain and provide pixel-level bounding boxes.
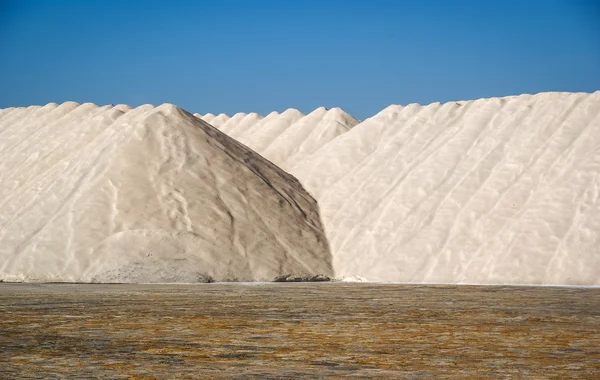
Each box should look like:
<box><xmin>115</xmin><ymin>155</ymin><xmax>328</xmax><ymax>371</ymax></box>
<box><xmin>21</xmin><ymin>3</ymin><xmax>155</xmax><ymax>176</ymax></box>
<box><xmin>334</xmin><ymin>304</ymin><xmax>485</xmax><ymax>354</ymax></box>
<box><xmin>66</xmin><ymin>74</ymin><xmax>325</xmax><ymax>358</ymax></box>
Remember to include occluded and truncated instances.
<box><xmin>0</xmin><ymin>103</ymin><xmax>332</xmax><ymax>282</ymax></box>
<box><xmin>1</xmin><ymin>91</ymin><xmax>598</xmax><ymax>285</ymax></box>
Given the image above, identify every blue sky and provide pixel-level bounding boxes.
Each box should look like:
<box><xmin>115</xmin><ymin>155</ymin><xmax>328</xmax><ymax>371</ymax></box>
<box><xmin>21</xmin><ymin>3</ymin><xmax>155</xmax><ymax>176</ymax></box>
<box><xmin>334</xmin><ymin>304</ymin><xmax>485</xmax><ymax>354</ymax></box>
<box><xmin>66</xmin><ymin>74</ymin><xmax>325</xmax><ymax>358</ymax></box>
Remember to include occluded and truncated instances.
<box><xmin>0</xmin><ymin>0</ymin><xmax>598</xmax><ymax>119</ymax></box>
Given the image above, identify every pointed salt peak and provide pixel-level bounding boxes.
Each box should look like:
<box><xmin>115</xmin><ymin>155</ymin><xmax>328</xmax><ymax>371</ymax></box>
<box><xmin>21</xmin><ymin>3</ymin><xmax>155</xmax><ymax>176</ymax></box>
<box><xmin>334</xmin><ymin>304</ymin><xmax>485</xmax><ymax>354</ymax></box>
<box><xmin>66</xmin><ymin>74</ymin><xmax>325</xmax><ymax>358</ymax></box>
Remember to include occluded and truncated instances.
<box><xmin>155</xmin><ymin>104</ymin><xmax>197</xmax><ymax>119</ymax></box>
<box><xmin>111</xmin><ymin>104</ymin><xmax>132</xmax><ymax>113</ymax></box>
<box><xmin>60</xmin><ymin>101</ymin><xmax>81</xmax><ymax>108</ymax></box>
<box><xmin>50</xmin><ymin>102</ymin><xmax>82</xmax><ymax>113</ymax></box>
<box><xmin>201</xmin><ymin>114</ymin><xmax>216</xmax><ymax>123</ymax></box>
<box><xmin>52</xmin><ymin>102</ymin><xmax>83</xmax><ymax>114</ymax></box>
<box><xmin>136</xmin><ymin>104</ymin><xmax>156</xmax><ymax>111</ymax></box>
<box><xmin>402</xmin><ymin>103</ymin><xmax>423</xmax><ymax>112</ymax></box>
<box><xmin>231</xmin><ymin>112</ymin><xmax>248</xmax><ymax>119</ymax></box>
<box><xmin>413</xmin><ymin>100</ymin><xmax>443</xmax><ymax>108</ymax></box>
<box><xmin>471</xmin><ymin>96</ymin><xmax>491</xmax><ymax>104</ymax></box>
<box><xmin>209</xmin><ymin>113</ymin><xmax>230</xmax><ymax>127</ymax></box>
<box><xmin>306</xmin><ymin>106</ymin><xmax>329</xmax><ymax>118</ymax></box>
<box><xmin>321</xmin><ymin>108</ymin><xmax>357</xmax><ymax>127</ymax></box>
<box><xmin>44</xmin><ymin>102</ymin><xmax>60</xmax><ymax>109</ymax></box>
<box><xmin>241</xmin><ymin>112</ymin><xmax>264</xmax><ymax>125</ymax></box>
<box><xmin>212</xmin><ymin>113</ymin><xmax>230</xmax><ymax>122</ymax></box>
<box><xmin>367</xmin><ymin>105</ymin><xmax>400</xmax><ymax>120</ymax></box>
<box><xmin>247</xmin><ymin>112</ymin><xmax>263</xmax><ymax>119</ymax></box>
<box><xmin>224</xmin><ymin>112</ymin><xmax>247</xmax><ymax>124</ymax></box>
<box><xmin>128</xmin><ymin>104</ymin><xmax>157</xmax><ymax>118</ymax></box>
<box><xmin>293</xmin><ymin>108</ymin><xmax>327</xmax><ymax>125</ymax></box>
<box><xmin>154</xmin><ymin>103</ymin><xmax>183</xmax><ymax>114</ymax></box>
<box><xmin>418</xmin><ymin>101</ymin><xmax>442</xmax><ymax>111</ymax></box>
<box><xmin>310</xmin><ymin>106</ymin><xmax>328</xmax><ymax>113</ymax></box>
<box><xmin>324</xmin><ymin>107</ymin><xmax>358</xmax><ymax>123</ymax></box>
<box><xmin>280</xmin><ymin>108</ymin><xmax>305</xmax><ymax>119</ymax></box>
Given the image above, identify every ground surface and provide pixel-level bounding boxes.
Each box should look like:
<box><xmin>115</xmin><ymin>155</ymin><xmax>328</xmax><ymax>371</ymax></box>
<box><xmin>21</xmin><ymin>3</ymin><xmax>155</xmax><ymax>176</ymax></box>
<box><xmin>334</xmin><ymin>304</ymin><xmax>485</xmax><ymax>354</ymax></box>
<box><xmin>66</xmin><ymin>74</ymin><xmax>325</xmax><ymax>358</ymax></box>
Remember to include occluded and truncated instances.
<box><xmin>1</xmin><ymin>283</ymin><xmax>599</xmax><ymax>379</ymax></box>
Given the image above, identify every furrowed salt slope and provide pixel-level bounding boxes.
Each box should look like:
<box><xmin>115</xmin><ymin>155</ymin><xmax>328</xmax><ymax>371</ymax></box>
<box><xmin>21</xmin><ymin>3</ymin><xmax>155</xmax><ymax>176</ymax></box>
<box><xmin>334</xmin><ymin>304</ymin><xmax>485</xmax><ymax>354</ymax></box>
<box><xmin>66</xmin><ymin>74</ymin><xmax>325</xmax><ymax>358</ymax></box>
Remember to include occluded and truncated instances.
<box><xmin>291</xmin><ymin>92</ymin><xmax>600</xmax><ymax>285</ymax></box>
<box><xmin>0</xmin><ymin>102</ymin><xmax>332</xmax><ymax>283</ymax></box>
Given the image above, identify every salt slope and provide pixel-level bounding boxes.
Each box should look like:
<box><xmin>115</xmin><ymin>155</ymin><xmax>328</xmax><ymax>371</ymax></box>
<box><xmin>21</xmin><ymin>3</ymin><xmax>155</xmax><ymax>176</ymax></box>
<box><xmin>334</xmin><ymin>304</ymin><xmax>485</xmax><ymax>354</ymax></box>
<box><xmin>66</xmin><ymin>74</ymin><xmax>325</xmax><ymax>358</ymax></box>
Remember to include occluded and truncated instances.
<box><xmin>197</xmin><ymin>107</ymin><xmax>359</xmax><ymax>170</ymax></box>
<box><xmin>0</xmin><ymin>102</ymin><xmax>332</xmax><ymax>283</ymax></box>
<box><xmin>292</xmin><ymin>92</ymin><xmax>600</xmax><ymax>285</ymax></box>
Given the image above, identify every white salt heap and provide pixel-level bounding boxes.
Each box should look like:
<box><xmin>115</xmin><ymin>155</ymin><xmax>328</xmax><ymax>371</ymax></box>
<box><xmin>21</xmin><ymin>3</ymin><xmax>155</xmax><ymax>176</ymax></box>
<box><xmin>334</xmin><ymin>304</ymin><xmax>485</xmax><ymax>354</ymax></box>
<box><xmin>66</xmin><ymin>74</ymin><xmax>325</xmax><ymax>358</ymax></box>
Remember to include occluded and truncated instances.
<box><xmin>0</xmin><ymin>102</ymin><xmax>332</xmax><ymax>282</ymax></box>
<box><xmin>2</xmin><ymin>92</ymin><xmax>599</xmax><ymax>285</ymax></box>
<box><xmin>291</xmin><ymin>92</ymin><xmax>600</xmax><ymax>285</ymax></box>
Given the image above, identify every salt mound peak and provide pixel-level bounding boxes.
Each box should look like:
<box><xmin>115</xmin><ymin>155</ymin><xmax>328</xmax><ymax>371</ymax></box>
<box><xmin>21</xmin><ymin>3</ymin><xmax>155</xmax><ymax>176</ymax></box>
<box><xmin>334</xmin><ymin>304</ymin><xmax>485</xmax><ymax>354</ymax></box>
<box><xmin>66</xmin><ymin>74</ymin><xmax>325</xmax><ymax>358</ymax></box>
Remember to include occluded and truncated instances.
<box><xmin>154</xmin><ymin>103</ymin><xmax>182</xmax><ymax>113</ymax></box>
<box><xmin>201</xmin><ymin>113</ymin><xmax>216</xmax><ymax>123</ymax></box>
<box><xmin>218</xmin><ymin>112</ymin><xmax>248</xmax><ymax>133</ymax></box>
<box><xmin>280</xmin><ymin>108</ymin><xmax>305</xmax><ymax>119</ymax></box>
<box><xmin>60</xmin><ymin>101</ymin><xmax>81</xmax><ymax>108</ymax></box>
<box><xmin>209</xmin><ymin>113</ymin><xmax>230</xmax><ymax>128</ymax></box>
<box><xmin>230</xmin><ymin>112</ymin><xmax>248</xmax><ymax>119</ymax></box>
<box><xmin>308</xmin><ymin>106</ymin><xmax>328</xmax><ymax>116</ymax></box>
<box><xmin>324</xmin><ymin>107</ymin><xmax>360</xmax><ymax>125</ymax></box>
<box><xmin>114</xmin><ymin>104</ymin><xmax>133</xmax><ymax>112</ymax></box>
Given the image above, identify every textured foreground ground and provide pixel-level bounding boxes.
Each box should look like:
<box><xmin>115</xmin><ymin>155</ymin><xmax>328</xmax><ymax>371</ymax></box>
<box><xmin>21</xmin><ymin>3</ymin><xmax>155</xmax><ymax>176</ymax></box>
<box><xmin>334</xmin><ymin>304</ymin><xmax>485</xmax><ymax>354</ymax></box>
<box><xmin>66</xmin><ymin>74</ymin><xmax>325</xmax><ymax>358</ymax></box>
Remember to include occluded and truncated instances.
<box><xmin>1</xmin><ymin>284</ymin><xmax>599</xmax><ymax>379</ymax></box>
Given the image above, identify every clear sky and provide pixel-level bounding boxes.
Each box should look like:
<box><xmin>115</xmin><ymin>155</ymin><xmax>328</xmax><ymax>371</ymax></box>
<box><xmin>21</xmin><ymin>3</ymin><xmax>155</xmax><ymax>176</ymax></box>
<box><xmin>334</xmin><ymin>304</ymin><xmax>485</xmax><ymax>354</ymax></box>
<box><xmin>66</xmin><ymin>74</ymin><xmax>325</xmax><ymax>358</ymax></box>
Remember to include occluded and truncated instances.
<box><xmin>1</xmin><ymin>0</ymin><xmax>598</xmax><ymax>119</ymax></box>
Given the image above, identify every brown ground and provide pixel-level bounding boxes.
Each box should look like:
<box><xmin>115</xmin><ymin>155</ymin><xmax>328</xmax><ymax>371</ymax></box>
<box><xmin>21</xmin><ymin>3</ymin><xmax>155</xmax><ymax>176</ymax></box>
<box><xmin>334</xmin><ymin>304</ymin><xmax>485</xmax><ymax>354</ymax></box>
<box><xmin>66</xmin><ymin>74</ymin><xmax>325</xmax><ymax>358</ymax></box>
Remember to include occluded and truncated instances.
<box><xmin>1</xmin><ymin>283</ymin><xmax>599</xmax><ymax>379</ymax></box>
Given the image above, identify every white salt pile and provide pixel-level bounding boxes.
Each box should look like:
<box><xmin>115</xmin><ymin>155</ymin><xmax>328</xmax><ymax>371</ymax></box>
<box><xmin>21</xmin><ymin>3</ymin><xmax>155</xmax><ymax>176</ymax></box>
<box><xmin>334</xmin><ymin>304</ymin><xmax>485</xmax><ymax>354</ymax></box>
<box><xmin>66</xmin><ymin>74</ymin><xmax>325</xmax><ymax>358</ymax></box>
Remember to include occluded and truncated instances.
<box><xmin>0</xmin><ymin>102</ymin><xmax>332</xmax><ymax>282</ymax></box>
<box><xmin>291</xmin><ymin>92</ymin><xmax>600</xmax><ymax>285</ymax></box>
<box><xmin>2</xmin><ymin>91</ymin><xmax>599</xmax><ymax>285</ymax></box>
